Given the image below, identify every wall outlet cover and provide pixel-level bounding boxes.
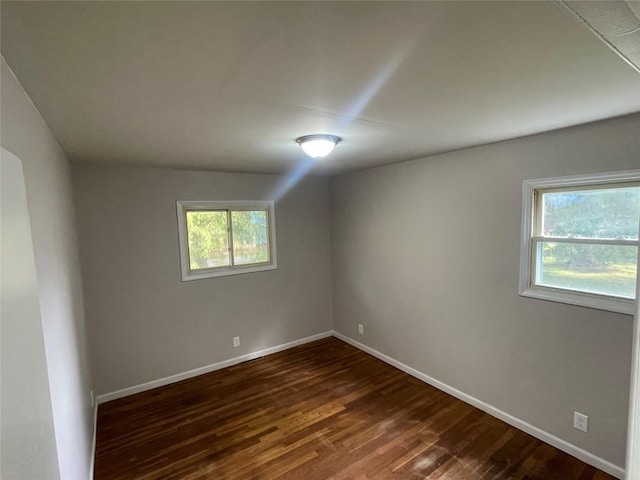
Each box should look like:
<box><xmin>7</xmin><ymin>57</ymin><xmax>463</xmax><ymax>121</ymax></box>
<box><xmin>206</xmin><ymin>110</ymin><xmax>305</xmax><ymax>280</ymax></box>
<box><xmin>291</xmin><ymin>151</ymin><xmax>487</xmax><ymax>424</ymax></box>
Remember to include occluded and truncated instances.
<box><xmin>573</xmin><ymin>411</ymin><xmax>588</xmax><ymax>432</ymax></box>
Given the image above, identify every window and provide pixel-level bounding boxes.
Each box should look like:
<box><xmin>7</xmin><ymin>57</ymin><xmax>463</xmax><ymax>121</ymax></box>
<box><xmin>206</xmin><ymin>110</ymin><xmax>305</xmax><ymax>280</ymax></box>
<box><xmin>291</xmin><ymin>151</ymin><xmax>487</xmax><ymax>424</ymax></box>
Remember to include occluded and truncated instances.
<box><xmin>520</xmin><ymin>171</ymin><xmax>640</xmax><ymax>314</ymax></box>
<box><xmin>177</xmin><ymin>201</ymin><xmax>277</xmax><ymax>281</ymax></box>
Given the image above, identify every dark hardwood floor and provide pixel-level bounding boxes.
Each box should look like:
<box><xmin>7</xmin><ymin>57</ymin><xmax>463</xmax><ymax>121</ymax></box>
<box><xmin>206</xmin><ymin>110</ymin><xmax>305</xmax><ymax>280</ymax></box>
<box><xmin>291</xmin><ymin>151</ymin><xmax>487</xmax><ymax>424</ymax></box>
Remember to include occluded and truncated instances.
<box><xmin>95</xmin><ymin>337</ymin><xmax>616</xmax><ymax>479</ymax></box>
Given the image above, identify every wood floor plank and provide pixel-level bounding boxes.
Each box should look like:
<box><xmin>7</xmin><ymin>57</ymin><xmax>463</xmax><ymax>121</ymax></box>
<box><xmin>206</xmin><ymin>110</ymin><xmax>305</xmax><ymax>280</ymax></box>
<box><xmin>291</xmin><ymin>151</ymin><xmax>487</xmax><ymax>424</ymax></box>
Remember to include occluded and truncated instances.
<box><xmin>94</xmin><ymin>337</ymin><xmax>618</xmax><ymax>480</ymax></box>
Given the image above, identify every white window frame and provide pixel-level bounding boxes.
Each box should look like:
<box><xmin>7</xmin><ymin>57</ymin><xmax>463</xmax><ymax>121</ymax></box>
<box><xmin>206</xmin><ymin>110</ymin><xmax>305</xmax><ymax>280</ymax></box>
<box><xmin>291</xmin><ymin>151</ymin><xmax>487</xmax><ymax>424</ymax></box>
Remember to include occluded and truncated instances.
<box><xmin>177</xmin><ymin>200</ymin><xmax>277</xmax><ymax>281</ymax></box>
<box><xmin>519</xmin><ymin>170</ymin><xmax>640</xmax><ymax>315</ymax></box>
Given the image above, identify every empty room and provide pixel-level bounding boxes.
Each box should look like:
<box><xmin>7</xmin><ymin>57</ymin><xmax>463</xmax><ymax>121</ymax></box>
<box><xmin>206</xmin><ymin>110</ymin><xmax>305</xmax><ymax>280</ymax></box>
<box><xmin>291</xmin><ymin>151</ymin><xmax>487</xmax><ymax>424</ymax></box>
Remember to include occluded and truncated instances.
<box><xmin>2</xmin><ymin>1</ymin><xmax>640</xmax><ymax>479</ymax></box>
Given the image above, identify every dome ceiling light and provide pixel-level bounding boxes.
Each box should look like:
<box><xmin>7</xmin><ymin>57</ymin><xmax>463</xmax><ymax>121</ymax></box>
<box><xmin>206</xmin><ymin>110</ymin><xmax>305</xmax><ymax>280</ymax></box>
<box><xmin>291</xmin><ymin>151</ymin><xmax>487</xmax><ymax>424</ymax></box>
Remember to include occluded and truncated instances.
<box><xmin>296</xmin><ymin>134</ymin><xmax>341</xmax><ymax>159</ymax></box>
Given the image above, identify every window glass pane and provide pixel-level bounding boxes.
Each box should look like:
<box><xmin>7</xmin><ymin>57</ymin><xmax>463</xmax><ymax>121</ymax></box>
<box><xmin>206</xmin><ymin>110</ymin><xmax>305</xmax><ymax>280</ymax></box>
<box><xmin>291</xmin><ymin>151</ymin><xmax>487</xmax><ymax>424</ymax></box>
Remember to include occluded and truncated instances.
<box><xmin>186</xmin><ymin>211</ymin><xmax>229</xmax><ymax>270</ymax></box>
<box><xmin>537</xmin><ymin>242</ymin><xmax>637</xmax><ymax>298</ymax></box>
<box><xmin>541</xmin><ymin>186</ymin><xmax>640</xmax><ymax>239</ymax></box>
<box><xmin>231</xmin><ymin>210</ymin><xmax>270</xmax><ymax>266</ymax></box>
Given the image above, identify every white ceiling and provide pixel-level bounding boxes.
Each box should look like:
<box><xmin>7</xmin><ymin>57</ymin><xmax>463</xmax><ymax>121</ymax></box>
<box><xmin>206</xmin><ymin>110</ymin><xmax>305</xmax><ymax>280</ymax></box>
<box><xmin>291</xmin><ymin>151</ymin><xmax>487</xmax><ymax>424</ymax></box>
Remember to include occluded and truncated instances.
<box><xmin>1</xmin><ymin>1</ymin><xmax>639</xmax><ymax>175</ymax></box>
<box><xmin>563</xmin><ymin>0</ymin><xmax>640</xmax><ymax>72</ymax></box>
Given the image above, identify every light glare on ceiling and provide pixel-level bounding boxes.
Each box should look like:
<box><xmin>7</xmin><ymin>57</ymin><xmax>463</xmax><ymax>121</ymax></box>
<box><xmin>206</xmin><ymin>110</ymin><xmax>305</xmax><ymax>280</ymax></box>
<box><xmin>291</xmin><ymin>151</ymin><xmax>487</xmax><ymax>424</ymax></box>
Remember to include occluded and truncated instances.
<box><xmin>296</xmin><ymin>134</ymin><xmax>341</xmax><ymax>159</ymax></box>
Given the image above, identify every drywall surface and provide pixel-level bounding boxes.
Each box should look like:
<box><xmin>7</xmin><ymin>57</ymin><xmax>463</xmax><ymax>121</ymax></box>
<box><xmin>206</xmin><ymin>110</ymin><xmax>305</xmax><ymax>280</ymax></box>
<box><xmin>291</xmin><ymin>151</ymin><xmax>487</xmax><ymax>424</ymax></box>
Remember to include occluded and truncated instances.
<box><xmin>330</xmin><ymin>113</ymin><xmax>640</xmax><ymax>468</ymax></box>
<box><xmin>1</xmin><ymin>149</ymin><xmax>60</xmax><ymax>479</ymax></box>
<box><xmin>1</xmin><ymin>57</ymin><xmax>94</xmax><ymax>480</ymax></box>
<box><xmin>627</xmin><ymin>275</ymin><xmax>640</xmax><ymax>478</ymax></box>
<box><xmin>72</xmin><ymin>164</ymin><xmax>333</xmax><ymax>395</ymax></box>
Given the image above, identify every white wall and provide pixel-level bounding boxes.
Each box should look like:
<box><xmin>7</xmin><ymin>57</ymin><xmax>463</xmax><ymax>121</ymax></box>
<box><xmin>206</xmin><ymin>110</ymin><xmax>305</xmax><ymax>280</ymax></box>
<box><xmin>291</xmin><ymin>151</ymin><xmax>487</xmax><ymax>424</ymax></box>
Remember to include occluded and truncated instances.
<box><xmin>72</xmin><ymin>164</ymin><xmax>333</xmax><ymax>396</ymax></box>
<box><xmin>330</xmin><ymin>113</ymin><xmax>640</xmax><ymax>469</ymax></box>
<box><xmin>1</xmin><ymin>57</ymin><xmax>94</xmax><ymax>480</ymax></box>
<box><xmin>626</xmin><ymin>254</ymin><xmax>640</xmax><ymax>478</ymax></box>
<box><xmin>1</xmin><ymin>149</ymin><xmax>60</xmax><ymax>479</ymax></box>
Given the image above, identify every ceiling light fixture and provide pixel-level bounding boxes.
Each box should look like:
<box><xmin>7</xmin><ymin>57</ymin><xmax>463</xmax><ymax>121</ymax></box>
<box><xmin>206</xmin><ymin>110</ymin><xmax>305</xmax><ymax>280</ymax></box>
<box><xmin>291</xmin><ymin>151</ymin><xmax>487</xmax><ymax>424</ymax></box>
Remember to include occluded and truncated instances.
<box><xmin>296</xmin><ymin>134</ymin><xmax>341</xmax><ymax>159</ymax></box>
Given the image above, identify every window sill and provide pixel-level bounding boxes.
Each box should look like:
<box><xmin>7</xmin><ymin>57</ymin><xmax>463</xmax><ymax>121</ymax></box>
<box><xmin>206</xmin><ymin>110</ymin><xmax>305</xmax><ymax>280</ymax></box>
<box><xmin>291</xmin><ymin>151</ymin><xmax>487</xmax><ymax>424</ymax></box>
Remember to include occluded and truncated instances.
<box><xmin>182</xmin><ymin>264</ymin><xmax>277</xmax><ymax>282</ymax></box>
<box><xmin>520</xmin><ymin>286</ymin><xmax>635</xmax><ymax>315</ymax></box>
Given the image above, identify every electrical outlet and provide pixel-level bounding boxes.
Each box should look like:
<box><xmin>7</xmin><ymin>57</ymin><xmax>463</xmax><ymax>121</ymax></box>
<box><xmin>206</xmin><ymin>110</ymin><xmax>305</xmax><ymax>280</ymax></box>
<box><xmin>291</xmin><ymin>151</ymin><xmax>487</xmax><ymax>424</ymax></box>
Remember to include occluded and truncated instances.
<box><xmin>90</xmin><ymin>390</ymin><xmax>94</xmax><ymax>409</ymax></box>
<box><xmin>573</xmin><ymin>411</ymin><xmax>588</xmax><ymax>432</ymax></box>
<box><xmin>358</xmin><ymin>324</ymin><xmax>364</xmax><ymax>335</ymax></box>
<box><xmin>233</xmin><ymin>336</ymin><xmax>240</xmax><ymax>348</ymax></box>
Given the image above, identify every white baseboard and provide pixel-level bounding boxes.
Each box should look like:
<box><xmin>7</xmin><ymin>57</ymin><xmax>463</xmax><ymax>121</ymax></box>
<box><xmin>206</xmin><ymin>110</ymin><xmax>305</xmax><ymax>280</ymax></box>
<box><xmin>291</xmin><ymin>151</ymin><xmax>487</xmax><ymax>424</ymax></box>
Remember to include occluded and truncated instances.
<box><xmin>89</xmin><ymin>402</ymin><xmax>97</xmax><ymax>480</ymax></box>
<box><xmin>96</xmin><ymin>331</ymin><xmax>333</xmax><ymax>404</ymax></box>
<box><xmin>332</xmin><ymin>331</ymin><xmax>625</xmax><ymax>480</ymax></box>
